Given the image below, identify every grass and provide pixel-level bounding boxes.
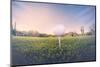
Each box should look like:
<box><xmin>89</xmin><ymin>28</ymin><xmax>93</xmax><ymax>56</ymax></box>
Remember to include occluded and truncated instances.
<box><xmin>11</xmin><ymin>35</ymin><xmax>96</xmax><ymax>65</ymax></box>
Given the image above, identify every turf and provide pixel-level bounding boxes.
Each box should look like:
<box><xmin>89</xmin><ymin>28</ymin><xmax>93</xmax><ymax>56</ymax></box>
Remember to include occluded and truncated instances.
<box><xmin>11</xmin><ymin>35</ymin><xmax>96</xmax><ymax>65</ymax></box>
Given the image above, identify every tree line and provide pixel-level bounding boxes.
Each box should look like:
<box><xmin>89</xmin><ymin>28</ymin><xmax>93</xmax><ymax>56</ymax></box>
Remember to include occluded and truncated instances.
<box><xmin>11</xmin><ymin>23</ymin><xmax>95</xmax><ymax>37</ymax></box>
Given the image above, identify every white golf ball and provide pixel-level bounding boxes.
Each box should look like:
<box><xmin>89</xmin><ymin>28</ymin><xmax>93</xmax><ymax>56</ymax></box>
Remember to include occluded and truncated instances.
<box><xmin>54</xmin><ymin>24</ymin><xmax>65</xmax><ymax>36</ymax></box>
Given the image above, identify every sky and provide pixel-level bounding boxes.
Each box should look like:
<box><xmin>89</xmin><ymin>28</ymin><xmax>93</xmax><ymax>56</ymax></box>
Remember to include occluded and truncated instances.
<box><xmin>12</xmin><ymin>1</ymin><xmax>96</xmax><ymax>34</ymax></box>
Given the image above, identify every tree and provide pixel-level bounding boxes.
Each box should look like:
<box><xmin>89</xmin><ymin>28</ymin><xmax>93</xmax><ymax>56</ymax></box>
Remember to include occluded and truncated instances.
<box><xmin>81</xmin><ymin>26</ymin><xmax>84</xmax><ymax>35</ymax></box>
<box><xmin>27</xmin><ymin>31</ymin><xmax>39</xmax><ymax>36</ymax></box>
<box><xmin>12</xmin><ymin>22</ymin><xmax>16</xmax><ymax>36</ymax></box>
<box><xmin>89</xmin><ymin>24</ymin><xmax>95</xmax><ymax>35</ymax></box>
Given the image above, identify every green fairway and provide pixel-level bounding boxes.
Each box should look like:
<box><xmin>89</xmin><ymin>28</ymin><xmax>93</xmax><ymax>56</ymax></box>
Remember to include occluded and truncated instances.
<box><xmin>11</xmin><ymin>36</ymin><xmax>96</xmax><ymax>65</ymax></box>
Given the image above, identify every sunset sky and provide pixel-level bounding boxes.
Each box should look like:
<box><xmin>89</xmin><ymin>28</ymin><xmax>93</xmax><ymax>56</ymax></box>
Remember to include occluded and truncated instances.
<box><xmin>12</xmin><ymin>1</ymin><xmax>95</xmax><ymax>34</ymax></box>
